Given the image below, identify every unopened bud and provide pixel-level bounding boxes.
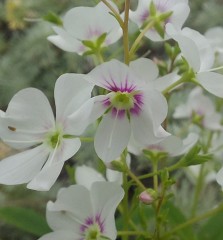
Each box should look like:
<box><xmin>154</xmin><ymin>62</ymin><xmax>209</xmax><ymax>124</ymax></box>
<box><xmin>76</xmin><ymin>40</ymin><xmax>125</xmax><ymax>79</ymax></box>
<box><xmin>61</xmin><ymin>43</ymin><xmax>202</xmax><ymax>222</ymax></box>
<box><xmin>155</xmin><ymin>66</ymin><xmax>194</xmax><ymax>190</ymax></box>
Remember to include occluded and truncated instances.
<box><xmin>139</xmin><ymin>189</ymin><xmax>157</xmax><ymax>205</ymax></box>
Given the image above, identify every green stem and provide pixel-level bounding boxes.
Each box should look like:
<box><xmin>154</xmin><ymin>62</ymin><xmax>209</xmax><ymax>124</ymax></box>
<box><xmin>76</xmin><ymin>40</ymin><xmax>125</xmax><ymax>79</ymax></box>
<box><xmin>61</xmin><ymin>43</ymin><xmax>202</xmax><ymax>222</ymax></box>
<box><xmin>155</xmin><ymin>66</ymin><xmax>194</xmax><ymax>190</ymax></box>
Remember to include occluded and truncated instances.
<box><xmin>190</xmin><ymin>131</ymin><xmax>214</xmax><ymax>217</ymax></box>
<box><xmin>79</xmin><ymin>137</ymin><xmax>93</xmax><ymax>142</ymax></box>
<box><xmin>152</xmin><ymin>158</ymin><xmax>159</xmax><ymax>192</ymax></box>
<box><xmin>127</xmin><ymin>169</ymin><xmax>147</xmax><ymax>191</ymax></box>
<box><xmin>101</xmin><ymin>0</ymin><xmax>124</xmax><ymax>28</ymax></box>
<box><xmin>160</xmin><ymin>204</ymin><xmax>223</xmax><ymax>239</ymax></box>
<box><xmin>122</xmin><ymin>172</ymin><xmax>129</xmax><ymax>240</ymax></box>
<box><xmin>129</xmin><ymin>20</ymin><xmax>154</xmax><ymax>59</ymax></box>
<box><xmin>123</xmin><ymin>0</ymin><xmax>130</xmax><ymax>64</ymax></box>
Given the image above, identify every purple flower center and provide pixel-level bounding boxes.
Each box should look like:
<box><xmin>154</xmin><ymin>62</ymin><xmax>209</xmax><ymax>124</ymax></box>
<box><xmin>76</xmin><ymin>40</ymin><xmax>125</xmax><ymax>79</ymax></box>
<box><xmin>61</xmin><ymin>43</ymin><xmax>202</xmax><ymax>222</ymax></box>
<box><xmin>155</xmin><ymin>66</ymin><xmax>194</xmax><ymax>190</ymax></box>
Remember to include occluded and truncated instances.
<box><xmin>79</xmin><ymin>213</ymin><xmax>105</xmax><ymax>240</ymax></box>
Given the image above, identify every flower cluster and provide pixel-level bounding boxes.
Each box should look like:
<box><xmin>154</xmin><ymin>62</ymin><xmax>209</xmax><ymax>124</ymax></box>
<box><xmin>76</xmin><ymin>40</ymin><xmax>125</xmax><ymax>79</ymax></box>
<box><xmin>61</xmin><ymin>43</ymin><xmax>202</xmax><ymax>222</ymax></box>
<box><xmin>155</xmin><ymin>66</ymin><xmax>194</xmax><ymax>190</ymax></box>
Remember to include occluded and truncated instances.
<box><xmin>1</xmin><ymin>0</ymin><xmax>223</xmax><ymax>239</ymax></box>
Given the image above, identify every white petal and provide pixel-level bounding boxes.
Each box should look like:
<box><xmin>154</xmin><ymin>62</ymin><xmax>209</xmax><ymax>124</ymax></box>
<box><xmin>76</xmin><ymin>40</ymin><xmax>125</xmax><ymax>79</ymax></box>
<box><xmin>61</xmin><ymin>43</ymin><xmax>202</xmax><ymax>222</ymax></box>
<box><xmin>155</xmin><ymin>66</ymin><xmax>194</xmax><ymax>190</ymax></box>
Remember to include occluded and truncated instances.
<box><xmin>4</xmin><ymin>88</ymin><xmax>54</xmax><ymax>131</ymax></box>
<box><xmin>129</xmin><ymin>58</ymin><xmax>159</xmax><ymax>83</ymax></box>
<box><xmin>27</xmin><ymin>138</ymin><xmax>81</xmax><ymax>191</ymax></box>
<box><xmin>47</xmin><ymin>26</ymin><xmax>84</xmax><ymax>54</ymax></box>
<box><xmin>75</xmin><ymin>165</ymin><xmax>106</xmax><ymax>190</ymax></box>
<box><xmin>216</xmin><ymin>167</ymin><xmax>223</xmax><ymax>187</ymax></box>
<box><xmin>181</xmin><ymin>27</ymin><xmax>214</xmax><ymax>71</ymax></box>
<box><xmin>88</xmin><ymin>60</ymin><xmax>139</xmax><ymax>91</ymax></box>
<box><xmin>155</xmin><ymin>72</ymin><xmax>180</xmax><ymax>92</ymax></box>
<box><xmin>94</xmin><ymin>111</ymin><xmax>131</xmax><ymax>162</ymax></box>
<box><xmin>91</xmin><ymin>182</ymin><xmax>124</xmax><ymax>240</ymax></box>
<box><xmin>87</xmin><ymin>95</ymin><xmax>109</xmax><ymax>124</ymax></box>
<box><xmin>0</xmin><ymin>144</ymin><xmax>49</xmax><ymax>185</ymax></box>
<box><xmin>197</xmin><ymin>72</ymin><xmax>223</xmax><ymax>98</ymax></box>
<box><xmin>64</xmin><ymin>3</ymin><xmax>120</xmax><ymax>43</ymax></box>
<box><xmin>0</xmin><ymin>88</ymin><xmax>54</xmax><ymax>149</ymax></box>
<box><xmin>204</xmin><ymin>113</ymin><xmax>223</xmax><ymax>130</ymax></box>
<box><xmin>166</xmin><ymin>24</ymin><xmax>201</xmax><ymax>71</ymax></box>
<box><xmin>65</xmin><ymin>98</ymin><xmax>94</xmax><ymax>136</ymax></box>
<box><xmin>54</xmin><ymin>73</ymin><xmax>93</xmax><ymax>121</ymax></box>
<box><xmin>38</xmin><ymin>230</ymin><xmax>80</xmax><ymax>240</ymax></box>
<box><xmin>47</xmin><ymin>185</ymin><xmax>92</xmax><ymax>229</ymax></box>
<box><xmin>106</xmin><ymin>169</ymin><xmax>122</xmax><ymax>185</ymax></box>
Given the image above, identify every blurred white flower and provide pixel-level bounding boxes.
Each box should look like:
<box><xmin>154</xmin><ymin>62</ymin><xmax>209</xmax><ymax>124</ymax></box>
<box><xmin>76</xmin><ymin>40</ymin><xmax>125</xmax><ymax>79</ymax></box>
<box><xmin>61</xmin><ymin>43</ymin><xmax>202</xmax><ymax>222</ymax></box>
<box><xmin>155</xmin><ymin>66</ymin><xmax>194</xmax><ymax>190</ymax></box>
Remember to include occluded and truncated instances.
<box><xmin>173</xmin><ymin>87</ymin><xmax>223</xmax><ymax>130</ymax></box>
<box><xmin>48</xmin><ymin>1</ymin><xmax>122</xmax><ymax>55</ymax></box>
<box><xmin>0</xmin><ymin>74</ymin><xmax>93</xmax><ymax>191</ymax></box>
<box><xmin>128</xmin><ymin>132</ymin><xmax>198</xmax><ymax>157</ymax></box>
<box><xmin>38</xmin><ymin>182</ymin><xmax>124</xmax><ymax>240</ymax></box>
<box><xmin>205</xmin><ymin>27</ymin><xmax>223</xmax><ymax>65</ymax></box>
<box><xmin>166</xmin><ymin>24</ymin><xmax>223</xmax><ymax>98</ymax></box>
<box><xmin>129</xmin><ymin>0</ymin><xmax>190</xmax><ymax>41</ymax></box>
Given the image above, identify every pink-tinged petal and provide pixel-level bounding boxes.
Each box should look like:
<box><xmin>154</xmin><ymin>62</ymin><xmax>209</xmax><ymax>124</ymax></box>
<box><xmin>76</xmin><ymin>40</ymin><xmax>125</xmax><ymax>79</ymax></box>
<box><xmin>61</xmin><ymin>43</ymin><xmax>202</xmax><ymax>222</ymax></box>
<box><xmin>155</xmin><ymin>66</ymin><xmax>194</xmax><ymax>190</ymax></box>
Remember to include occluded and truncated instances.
<box><xmin>27</xmin><ymin>138</ymin><xmax>81</xmax><ymax>191</ymax></box>
<box><xmin>155</xmin><ymin>72</ymin><xmax>180</xmax><ymax>92</ymax></box>
<box><xmin>65</xmin><ymin>98</ymin><xmax>94</xmax><ymax>136</ymax></box>
<box><xmin>55</xmin><ymin>73</ymin><xmax>93</xmax><ymax>121</ymax></box>
<box><xmin>94</xmin><ymin>111</ymin><xmax>131</xmax><ymax>162</ymax></box>
<box><xmin>64</xmin><ymin>2</ymin><xmax>120</xmax><ymax>43</ymax></box>
<box><xmin>75</xmin><ymin>165</ymin><xmax>106</xmax><ymax>190</ymax></box>
<box><xmin>129</xmin><ymin>58</ymin><xmax>159</xmax><ymax>84</ymax></box>
<box><xmin>47</xmin><ymin>185</ymin><xmax>92</xmax><ymax>228</ymax></box>
<box><xmin>47</xmin><ymin>26</ymin><xmax>84</xmax><ymax>54</ymax></box>
<box><xmin>166</xmin><ymin>24</ymin><xmax>201</xmax><ymax>71</ymax></box>
<box><xmin>38</xmin><ymin>230</ymin><xmax>80</xmax><ymax>240</ymax></box>
<box><xmin>88</xmin><ymin>60</ymin><xmax>138</xmax><ymax>92</ymax></box>
<box><xmin>197</xmin><ymin>72</ymin><xmax>223</xmax><ymax>98</ymax></box>
<box><xmin>216</xmin><ymin>167</ymin><xmax>223</xmax><ymax>187</ymax></box>
<box><xmin>91</xmin><ymin>182</ymin><xmax>124</xmax><ymax>240</ymax></box>
<box><xmin>0</xmin><ymin>144</ymin><xmax>49</xmax><ymax>185</ymax></box>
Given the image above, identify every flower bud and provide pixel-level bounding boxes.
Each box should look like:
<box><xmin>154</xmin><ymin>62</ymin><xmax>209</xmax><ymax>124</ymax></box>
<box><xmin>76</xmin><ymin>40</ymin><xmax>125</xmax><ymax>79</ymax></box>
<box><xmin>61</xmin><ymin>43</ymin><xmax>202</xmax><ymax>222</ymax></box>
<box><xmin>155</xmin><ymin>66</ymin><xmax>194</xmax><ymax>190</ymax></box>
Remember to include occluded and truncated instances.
<box><xmin>139</xmin><ymin>189</ymin><xmax>157</xmax><ymax>205</ymax></box>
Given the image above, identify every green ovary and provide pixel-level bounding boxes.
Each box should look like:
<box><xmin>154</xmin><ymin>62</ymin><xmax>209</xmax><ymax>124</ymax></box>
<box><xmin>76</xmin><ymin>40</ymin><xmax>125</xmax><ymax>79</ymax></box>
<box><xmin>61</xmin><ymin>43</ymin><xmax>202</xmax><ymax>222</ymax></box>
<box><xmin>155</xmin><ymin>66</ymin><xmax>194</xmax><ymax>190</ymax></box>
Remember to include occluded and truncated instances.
<box><xmin>85</xmin><ymin>224</ymin><xmax>101</xmax><ymax>240</ymax></box>
<box><xmin>111</xmin><ymin>91</ymin><xmax>134</xmax><ymax>110</ymax></box>
<box><xmin>46</xmin><ymin>130</ymin><xmax>62</xmax><ymax>149</ymax></box>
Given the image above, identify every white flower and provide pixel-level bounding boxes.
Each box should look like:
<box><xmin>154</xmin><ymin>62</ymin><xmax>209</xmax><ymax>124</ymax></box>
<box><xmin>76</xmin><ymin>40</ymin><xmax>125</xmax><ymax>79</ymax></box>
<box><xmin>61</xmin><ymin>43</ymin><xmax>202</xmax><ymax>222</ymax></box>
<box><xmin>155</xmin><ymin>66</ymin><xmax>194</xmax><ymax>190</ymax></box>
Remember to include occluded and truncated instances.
<box><xmin>166</xmin><ymin>24</ymin><xmax>223</xmax><ymax>98</ymax></box>
<box><xmin>128</xmin><ymin>133</ymin><xmax>198</xmax><ymax>157</ymax></box>
<box><xmin>205</xmin><ymin>27</ymin><xmax>223</xmax><ymax>65</ymax></box>
<box><xmin>38</xmin><ymin>182</ymin><xmax>124</xmax><ymax>240</ymax></box>
<box><xmin>129</xmin><ymin>0</ymin><xmax>190</xmax><ymax>41</ymax></box>
<box><xmin>47</xmin><ymin>1</ymin><xmax>122</xmax><ymax>55</ymax></box>
<box><xmin>173</xmin><ymin>87</ymin><xmax>223</xmax><ymax>130</ymax></box>
<box><xmin>87</xmin><ymin>59</ymin><xmax>170</xmax><ymax>162</ymax></box>
<box><xmin>0</xmin><ymin>74</ymin><xmax>93</xmax><ymax>191</ymax></box>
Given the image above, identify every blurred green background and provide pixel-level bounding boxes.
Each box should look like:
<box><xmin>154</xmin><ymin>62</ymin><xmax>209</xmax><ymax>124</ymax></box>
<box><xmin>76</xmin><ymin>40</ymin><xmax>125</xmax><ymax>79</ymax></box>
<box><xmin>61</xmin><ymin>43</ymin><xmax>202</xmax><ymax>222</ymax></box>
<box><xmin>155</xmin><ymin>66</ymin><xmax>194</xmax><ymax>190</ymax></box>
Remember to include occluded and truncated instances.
<box><xmin>0</xmin><ymin>0</ymin><xmax>223</xmax><ymax>239</ymax></box>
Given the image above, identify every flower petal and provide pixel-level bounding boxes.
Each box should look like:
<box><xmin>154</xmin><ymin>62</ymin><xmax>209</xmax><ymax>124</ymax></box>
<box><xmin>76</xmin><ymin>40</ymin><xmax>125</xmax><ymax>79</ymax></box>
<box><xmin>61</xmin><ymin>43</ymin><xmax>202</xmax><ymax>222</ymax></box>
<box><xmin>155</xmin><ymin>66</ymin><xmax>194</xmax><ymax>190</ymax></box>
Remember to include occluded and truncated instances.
<box><xmin>38</xmin><ymin>230</ymin><xmax>79</xmax><ymax>240</ymax></box>
<box><xmin>197</xmin><ymin>72</ymin><xmax>223</xmax><ymax>98</ymax></box>
<box><xmin>75</xmin><ymin>165</ymin><xmax>106</xmax><ymax>190</ymax></box>
<box><xmin>46</xmin><ymin>185</ymin><xmax>92</xmax><ymax>230</ymax></box>
<box><xmin>0</xmin><ymin>144</ymin><xmax>49</xmax><ymax>185</ymax></box>
<box><xmin>88</xmin><ymin>60</ymin><xmax>138</xmax><ymax>91</ymax></box>
<box><xmin>54</xmin><ymin>73</ymin><xmax>93</xmax><ymax>121</ymax></box>
<box><xmin>155</xmin><ymin>72</ymin><xmax>180</xmax><ymax>92</ymax></box>
<box><xmin>47</xmin><ymin>26</ymin><xmax>84</xmax><ymax>54</ymax></box>
<box><xmin>27</xmin><ymin>138</ymin><xmax>81</xmax><ymax>191</ymax></box>
<box><xmin>64</xmin><ymin>2</ymin><xmax>120</xmax><ymax>43</ymax></box>
<box><xmin>94</xmin><ymin>111</ymin><xmax>131</xmax><ymax>162</ymax></box>
<box><xmin>216</xmin><ymin>166</ymin><xmax>223</xmax><ymax>187</ymax></box>
<box><xmin>0</xmin><ymin>88</ymin><xmax>54</xmax><ymax>149</ymax></box>
<box><xmin>91</xmin><ymin>182</ymin><xmax>124</xmax><ymax>240</ymax></box>
<box><xmin>129</xmin><ymin>58</ymin><xmax>159</xmax><ymax>84</ymax></box>
<box><xmin>166</xmin><ymin>24</ymin><xmax>201</xmax><ymax>71</ymax></box>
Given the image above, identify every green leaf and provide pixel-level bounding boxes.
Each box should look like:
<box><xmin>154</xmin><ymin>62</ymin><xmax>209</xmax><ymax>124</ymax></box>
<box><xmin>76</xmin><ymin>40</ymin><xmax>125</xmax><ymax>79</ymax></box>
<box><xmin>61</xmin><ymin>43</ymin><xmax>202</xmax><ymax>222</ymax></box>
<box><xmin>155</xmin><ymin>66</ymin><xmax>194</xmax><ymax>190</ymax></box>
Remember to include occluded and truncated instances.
<box><xmin>43</xmin><ymin>11</ymin><xmax>63</xmax><ymax>26</ymax></box>
<box><xmin>198</xmin><ymin>211</ymin><xmax>223</xmax><ymax>240</ymax></box>
<box><xmin>0</xmin><ymin>207</ymin><xmax>51</xmax><ymax>236</ymax></box>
